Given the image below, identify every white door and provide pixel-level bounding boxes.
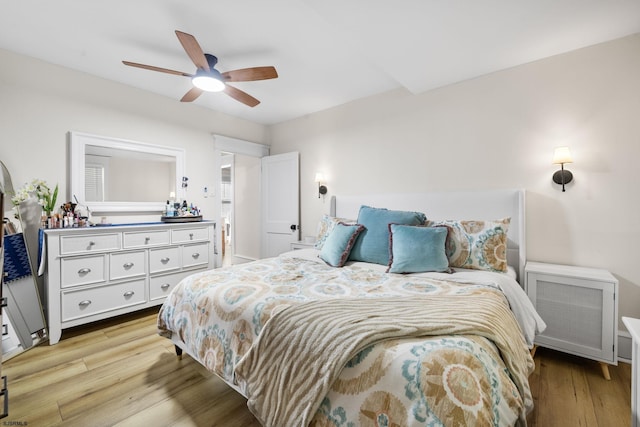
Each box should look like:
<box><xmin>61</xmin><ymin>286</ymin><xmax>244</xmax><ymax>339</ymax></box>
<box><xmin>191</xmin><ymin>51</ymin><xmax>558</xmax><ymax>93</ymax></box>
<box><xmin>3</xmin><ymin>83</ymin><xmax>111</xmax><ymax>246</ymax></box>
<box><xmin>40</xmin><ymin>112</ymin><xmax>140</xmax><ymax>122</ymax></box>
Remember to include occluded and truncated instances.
<box><xmin>261</xmin><ymin>152</ymin><xmax>299</xmax><ymax>258</ymax></box>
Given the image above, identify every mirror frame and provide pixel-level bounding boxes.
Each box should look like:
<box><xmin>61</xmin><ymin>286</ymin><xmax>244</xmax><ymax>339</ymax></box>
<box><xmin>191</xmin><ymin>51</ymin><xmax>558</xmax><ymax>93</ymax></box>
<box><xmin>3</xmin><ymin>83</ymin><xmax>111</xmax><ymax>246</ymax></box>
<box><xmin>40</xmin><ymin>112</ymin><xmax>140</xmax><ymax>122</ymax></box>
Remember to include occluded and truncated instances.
<box><xmin>69</xmin><ymin>131</ymin><xmax>185</xmax><ymax>213</ymax></box>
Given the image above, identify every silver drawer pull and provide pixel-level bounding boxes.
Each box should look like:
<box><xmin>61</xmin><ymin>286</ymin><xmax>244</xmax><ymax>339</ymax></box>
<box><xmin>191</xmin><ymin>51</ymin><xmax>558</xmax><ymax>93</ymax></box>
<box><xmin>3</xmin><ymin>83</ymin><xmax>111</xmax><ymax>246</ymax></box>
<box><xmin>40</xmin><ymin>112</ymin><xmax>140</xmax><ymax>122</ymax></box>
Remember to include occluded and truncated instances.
<box><xmin>123</xmin><ymin>291</ymin><xmax>135</xmax><ymax>297</ymax></box>
<box><xmin>123</xmin><ymin>262</ymin><xmax>134</xmax><ymax>269</ymax></box>
<box><xmin>79</xmin><ymin>300</ymin><xmax>92</xmax><ymax>307</ymax></box>
<box><xmin>89</xmin><ymin>241</ymin><xmax>95</xmax><ymax>246</ymax></box>
<box><xmin>145</xmin><ymin>237</ymin><xmax>151</xmax><ymax>243</ymax></box>
<box><xmin>189</xmin><ymin>233</ymin><xmax>194</xmax><ymax>240</ymax></box>
<box><xmin>161</xmin><ymin>257</ymin><xmax>170</xmax><ymax>264</ymax></box>
<box><xmin>161</xmin><ymin>283</ymin><xmax>170</xmax><ymax>290</ymax></box>
<box><xmin>78</xmin><ymin>268</ymin><xmax>92</xmax><ymax>275</ymax></box>
<box><xmin>191</xmin><ymin>253</ymin><xmax>200</xmax><ymax>259</ymax></box>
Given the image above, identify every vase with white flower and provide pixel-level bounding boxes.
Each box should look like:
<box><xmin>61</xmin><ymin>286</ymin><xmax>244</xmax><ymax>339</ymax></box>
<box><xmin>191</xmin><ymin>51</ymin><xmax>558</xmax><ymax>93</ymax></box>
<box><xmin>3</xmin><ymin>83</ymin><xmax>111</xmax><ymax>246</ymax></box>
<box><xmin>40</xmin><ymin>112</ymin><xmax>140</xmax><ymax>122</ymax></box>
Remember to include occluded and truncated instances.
<box><xmin>12</xmin><ymin>179</ymin><xmax>59</xmax><ymax>222</ymax></box>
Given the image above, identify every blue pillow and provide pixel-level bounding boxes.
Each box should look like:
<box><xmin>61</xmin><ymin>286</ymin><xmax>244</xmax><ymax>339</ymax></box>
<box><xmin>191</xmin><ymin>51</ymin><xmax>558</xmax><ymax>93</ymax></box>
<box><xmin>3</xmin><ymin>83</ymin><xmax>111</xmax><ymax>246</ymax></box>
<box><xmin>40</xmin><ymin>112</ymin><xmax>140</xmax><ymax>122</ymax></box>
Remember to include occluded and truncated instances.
<box><xmin>349</xmin><ymin>206</ymin><xmax>427</xmax><ymax>265</ymax></box>
<box><xmin>387</xmin><ymin>224</ymin><xmax>450</xmax><ymax>273</ymax></box>
<box><xmin>319</xmin><ymin>223</ymin><xmax>365</xmax><ymax>267</ymax></box>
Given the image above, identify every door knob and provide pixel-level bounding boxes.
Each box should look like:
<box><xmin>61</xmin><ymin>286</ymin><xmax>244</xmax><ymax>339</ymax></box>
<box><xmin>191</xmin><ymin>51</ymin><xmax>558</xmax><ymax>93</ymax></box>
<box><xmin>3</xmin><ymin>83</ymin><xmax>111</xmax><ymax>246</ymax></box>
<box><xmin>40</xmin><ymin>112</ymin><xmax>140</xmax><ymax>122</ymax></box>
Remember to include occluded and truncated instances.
<box><xmin>290</xmin><ymin>224</ymin><xmax>298</xmax><ymax>231</ymax></box>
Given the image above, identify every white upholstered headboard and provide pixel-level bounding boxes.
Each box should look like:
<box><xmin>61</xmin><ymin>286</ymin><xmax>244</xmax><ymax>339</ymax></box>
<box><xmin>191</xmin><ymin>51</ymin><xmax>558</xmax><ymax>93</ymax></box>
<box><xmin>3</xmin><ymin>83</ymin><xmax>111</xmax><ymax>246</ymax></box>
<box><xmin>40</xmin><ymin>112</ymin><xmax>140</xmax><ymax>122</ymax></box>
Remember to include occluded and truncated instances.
<box><xmin>330</xmin><ymin>189</ymin><xmax>526</xmax><ymax>283</ymax></box>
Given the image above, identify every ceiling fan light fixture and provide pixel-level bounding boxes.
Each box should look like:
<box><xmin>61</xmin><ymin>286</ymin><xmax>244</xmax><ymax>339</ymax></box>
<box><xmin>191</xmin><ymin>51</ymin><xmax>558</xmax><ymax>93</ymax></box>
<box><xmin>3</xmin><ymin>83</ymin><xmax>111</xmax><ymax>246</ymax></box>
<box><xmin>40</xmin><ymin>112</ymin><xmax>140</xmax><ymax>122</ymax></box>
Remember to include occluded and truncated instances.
<box><xmin>192</xmin><ymin>71</ymin><xmax>225</xmax><ymax>92</ymax></box>
<box><xmin>123</xmin><ymin>31</ymin><xmax>277</xmax><ymax>106</ymax></box>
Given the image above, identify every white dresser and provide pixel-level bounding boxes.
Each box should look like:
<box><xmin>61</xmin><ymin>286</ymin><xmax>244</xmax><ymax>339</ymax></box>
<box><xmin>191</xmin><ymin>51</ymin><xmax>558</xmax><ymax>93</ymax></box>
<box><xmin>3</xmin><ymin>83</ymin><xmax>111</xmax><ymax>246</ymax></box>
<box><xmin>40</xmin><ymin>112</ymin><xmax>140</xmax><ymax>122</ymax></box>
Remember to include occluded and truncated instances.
<box><xmin>43</xmin><ymin>221</ymin><xmax>215</xmax><ymax>344</ymax></box>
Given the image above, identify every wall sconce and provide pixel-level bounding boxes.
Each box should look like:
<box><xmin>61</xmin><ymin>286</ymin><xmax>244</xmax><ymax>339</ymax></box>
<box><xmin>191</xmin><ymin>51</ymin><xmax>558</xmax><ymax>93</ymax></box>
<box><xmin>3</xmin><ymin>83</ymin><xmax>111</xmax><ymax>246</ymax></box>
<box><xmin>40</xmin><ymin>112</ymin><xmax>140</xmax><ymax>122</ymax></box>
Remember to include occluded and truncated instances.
<box><xmin>315</xmin><ymin>172</ymin><xmax>327</xmax><ymax>199</ymax></box>
<box><xmin>552</xmin><ymin>146</ymin><xmax>573</xmax><ymax>192</ymax></box>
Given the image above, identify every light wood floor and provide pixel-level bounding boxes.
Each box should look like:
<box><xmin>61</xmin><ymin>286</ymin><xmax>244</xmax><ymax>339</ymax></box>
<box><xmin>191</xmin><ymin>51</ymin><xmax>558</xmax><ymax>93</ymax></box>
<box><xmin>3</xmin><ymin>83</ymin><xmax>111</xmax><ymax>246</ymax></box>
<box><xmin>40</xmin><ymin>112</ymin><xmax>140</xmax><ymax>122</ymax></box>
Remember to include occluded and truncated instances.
<box><xmin>2</xmin><ymin>308</ymin><xmax>631</xmax><ymax>426</ymax></box>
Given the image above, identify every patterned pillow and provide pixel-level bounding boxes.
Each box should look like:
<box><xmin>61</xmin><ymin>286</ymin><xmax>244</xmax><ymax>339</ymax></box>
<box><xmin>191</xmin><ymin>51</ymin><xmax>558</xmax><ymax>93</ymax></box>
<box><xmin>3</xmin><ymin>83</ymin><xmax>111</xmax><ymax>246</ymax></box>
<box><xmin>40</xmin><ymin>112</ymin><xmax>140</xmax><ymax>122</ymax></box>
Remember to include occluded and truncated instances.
<box><xmin>314</xmin><ymin>215</ymin><xmax>356</xmax><ymax>249</ymax></box>
<box><xmin>319</xmin><ymin>223</ymin><xmax>365</xmax><ymax>267</ymax></box>
<box><xmin>426</xmin><ymin>218</ymin><xmax>511</xmax><ymax>273</ymax></box>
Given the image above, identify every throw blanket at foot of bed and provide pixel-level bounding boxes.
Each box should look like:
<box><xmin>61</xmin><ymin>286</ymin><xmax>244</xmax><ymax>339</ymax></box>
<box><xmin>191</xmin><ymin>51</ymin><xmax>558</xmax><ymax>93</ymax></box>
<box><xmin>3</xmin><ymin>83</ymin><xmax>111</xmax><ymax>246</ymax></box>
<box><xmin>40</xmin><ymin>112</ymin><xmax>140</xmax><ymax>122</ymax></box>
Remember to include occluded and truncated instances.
<box><xmin>234</xmin><ymin>292</ymin><xmax>534</xmax><ymax>427</ymax></box>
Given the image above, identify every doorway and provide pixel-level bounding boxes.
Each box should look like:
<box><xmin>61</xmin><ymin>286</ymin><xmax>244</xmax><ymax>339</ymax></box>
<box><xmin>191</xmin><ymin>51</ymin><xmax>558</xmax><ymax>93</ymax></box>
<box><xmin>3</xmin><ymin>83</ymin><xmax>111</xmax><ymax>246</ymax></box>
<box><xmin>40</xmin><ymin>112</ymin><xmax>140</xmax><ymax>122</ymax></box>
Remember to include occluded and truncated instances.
<box><xmin>213</xmin><ymin>135</ymin><xmax>269</xmax><ymax>268</ymax></box>
<box><xmin>219</xmin><ymin>152</ymin><xmax>262</xmax><ymax>266</ymax></box>
<box><xmin>220</xmin><ymin>155</ymin><xmax>233</xmax><ymax>266</ymax></box>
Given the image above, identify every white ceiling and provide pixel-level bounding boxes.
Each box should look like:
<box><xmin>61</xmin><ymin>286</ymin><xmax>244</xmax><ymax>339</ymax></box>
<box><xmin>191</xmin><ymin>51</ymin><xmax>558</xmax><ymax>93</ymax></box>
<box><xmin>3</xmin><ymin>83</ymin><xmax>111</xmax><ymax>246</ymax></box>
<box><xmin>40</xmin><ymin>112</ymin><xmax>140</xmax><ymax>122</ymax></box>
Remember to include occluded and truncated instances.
<box><xmin>1</xmin><ymin>1</ymin><xmax>639</xmax><ymax>125</ymax></box>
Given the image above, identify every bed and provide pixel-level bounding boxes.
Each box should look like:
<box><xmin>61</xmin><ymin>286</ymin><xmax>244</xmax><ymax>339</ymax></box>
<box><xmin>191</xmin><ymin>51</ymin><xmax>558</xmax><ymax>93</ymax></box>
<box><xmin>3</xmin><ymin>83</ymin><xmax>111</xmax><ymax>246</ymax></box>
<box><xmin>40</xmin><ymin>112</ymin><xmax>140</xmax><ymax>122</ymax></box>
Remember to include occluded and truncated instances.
<box><xmin>157</xmin><ymin>189</ymin><xmax>545</xmax><ymax>427</ymax></box>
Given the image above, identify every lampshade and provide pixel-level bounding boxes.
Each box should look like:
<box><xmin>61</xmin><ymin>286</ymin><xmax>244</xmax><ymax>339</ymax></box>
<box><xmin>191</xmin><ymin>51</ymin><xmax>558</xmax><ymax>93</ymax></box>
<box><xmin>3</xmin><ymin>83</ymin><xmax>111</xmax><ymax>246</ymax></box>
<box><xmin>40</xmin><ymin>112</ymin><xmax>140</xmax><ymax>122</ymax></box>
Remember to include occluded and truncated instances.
<box><xmin>552</xmin><ymin>147</ymin><xmax>573</xmax><ymax>164</ymax></box>
<box><xmin>314</xmin><ymin>172</ymin><xmax>325</xmax><ymax>183</ymax></box>
<box><xmin>192</xmin><ymin>71</ymin><xmax>225</xmax><ymax>92</ymax></box>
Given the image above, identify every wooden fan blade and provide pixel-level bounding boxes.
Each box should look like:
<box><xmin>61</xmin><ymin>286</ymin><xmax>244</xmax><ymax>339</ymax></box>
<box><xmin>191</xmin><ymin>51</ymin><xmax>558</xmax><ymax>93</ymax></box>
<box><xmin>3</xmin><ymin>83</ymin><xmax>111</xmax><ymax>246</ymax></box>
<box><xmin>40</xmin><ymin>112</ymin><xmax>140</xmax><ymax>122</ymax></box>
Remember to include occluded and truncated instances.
<box><xmin>181</xmin><ymin>87</ymin><xmax>204</xmax><ymax>102</ymax></box>
<box><xmin>122</xmin><ymin>61</ymin><xmax>193</xmax><ymax>77</ymax></box>
<box><xmin>175</xmin><ymin>30</ymin><xmax>210</xmax><ymax>71</ymax></box>
<box><xmin>222</xmin><ymin>66</ymin><xmax>278</xmax><ymax>82</ymax></box>
<box><xmin>224</xmin><ymin>85</ymin><xmax>260</xmax><ymax>107</ymax></box>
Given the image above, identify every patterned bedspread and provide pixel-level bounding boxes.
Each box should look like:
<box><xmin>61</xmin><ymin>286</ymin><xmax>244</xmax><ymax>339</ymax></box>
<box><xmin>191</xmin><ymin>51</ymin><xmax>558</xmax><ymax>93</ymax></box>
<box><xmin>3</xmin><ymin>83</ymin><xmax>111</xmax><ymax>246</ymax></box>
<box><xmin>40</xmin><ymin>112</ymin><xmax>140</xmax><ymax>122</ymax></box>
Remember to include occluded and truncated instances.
<box><xmin>157</xmin><ymin>253</ymin><xmax>535</xmax><ymax>427</ymax></box>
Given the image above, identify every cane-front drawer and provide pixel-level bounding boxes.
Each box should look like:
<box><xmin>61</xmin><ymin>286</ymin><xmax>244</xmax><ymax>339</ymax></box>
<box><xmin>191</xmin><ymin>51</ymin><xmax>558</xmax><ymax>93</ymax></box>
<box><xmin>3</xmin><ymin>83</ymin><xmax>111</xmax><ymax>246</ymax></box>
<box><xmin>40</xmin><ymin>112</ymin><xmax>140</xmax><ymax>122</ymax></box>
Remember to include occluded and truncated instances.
<box><xmin>60</xmin><ymin>233</ymin><xmax>120</xmax><ymax>255</ymax></box>
<box><xmin>149</xmin><ymin>247</ymin><xmax>180</xmax><ymax>273</ymax></box>
<box><xmin>171</xmin><ymin>227</ymin><xmax>209</xmax><ymax>243</ymax></box>
<box><xmin>109</xmin><ymin>250</ymin><xmax>146</xmax><ymax>280</ymax></box>
<box><xmin>123</xmin><ymin>230</ymin><xmax>170</xmax><ymax>248</ymax></box>
<box><xmin>61</xmin><ymin>255</ymin><xmax>105</xmax><ymax>288</ymax></box>
<box><xmin>61</xmin><ymin>279</ymin><xmax>145</xmax><ymax>321</ymax></box>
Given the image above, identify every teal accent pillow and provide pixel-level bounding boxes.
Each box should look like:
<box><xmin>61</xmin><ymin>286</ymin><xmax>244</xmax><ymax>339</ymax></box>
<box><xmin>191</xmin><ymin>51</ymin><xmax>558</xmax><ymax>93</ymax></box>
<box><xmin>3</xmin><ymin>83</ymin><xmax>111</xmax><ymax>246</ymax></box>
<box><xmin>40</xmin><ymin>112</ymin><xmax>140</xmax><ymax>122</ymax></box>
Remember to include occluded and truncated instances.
<box><xmin>387</xmin><ymin>224</ymin><xmax>450</xmax><ymax>273</ymax></box>
<box><xmin>349</xmin><ymin>206</ymin><xmax>427</xmax><ymax>265</ymax></box>
<box><xmin>319</xmin><ymin>223</ymin><xmax>365</xmax><ymax>267</ymax></box>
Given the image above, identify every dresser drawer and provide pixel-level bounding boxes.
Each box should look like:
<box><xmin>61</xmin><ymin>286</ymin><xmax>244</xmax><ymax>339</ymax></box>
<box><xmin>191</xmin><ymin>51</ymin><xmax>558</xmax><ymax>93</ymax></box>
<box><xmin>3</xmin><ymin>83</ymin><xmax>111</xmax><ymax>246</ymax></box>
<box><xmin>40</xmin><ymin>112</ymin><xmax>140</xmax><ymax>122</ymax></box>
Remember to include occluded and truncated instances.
<box><xmin>61</xmin><ymin>279</ymin><xmax>145</xmax><ymax>322</ymax></box>
<box><xmin>149</xmin><ymin>247</ymin><xmax>180</xmax><ymax>273</ymax></box>
<box><xmin>171</xmin><ymin>227</ymin><xmax>209</xmax><ymax>244</ymax></box>
<box><xmin>183</xmin><ymin>243</ymin><xmax>209</xmax><ymax>269</ymax></box>
<box><xmin>109</xmin><ymin>250</ymin><xmax>146</xmax><ymax>281</ymax></box>
<box><xmin>123</xmin><ymin>230</ymin><xmax>170</xmax><ymax>248</ymax></box>
<box><xmin>60</xmin><ymin>233</ymin><xmax>120</xmax><ymax>255</ymax></box>
<box><xmin>61</xmin><ymin>255</ymin><xmax>106</xmax><ymax>288</ymax></box>
<box><xmin>149</xmin><ymin>270</ymin><xmax>193</xmax><ymax>301</ymax></box>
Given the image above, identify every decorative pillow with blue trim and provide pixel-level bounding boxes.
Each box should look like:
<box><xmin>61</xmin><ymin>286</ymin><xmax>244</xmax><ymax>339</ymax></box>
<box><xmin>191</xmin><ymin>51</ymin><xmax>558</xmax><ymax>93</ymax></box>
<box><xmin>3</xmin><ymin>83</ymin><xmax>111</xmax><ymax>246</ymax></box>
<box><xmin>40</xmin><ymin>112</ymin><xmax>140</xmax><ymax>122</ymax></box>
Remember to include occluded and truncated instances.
<box><xmin>319</xmin><ymin>222</ymin><xmax>365</xmax><ymax>267</ymax></box>
<box><xmin>387</xmin><ymin>224</ymin><xmax>450</xmax><ymax>274</ymax></box>
<box><xmin>426</xmin><ymin>218</ymin><xmax>511</xmax><ymax>272</ymax></box>
<box><xmin>349</xmin><ymin>206</ymin><xmax>427</xmax><ymax>265</ymax></box>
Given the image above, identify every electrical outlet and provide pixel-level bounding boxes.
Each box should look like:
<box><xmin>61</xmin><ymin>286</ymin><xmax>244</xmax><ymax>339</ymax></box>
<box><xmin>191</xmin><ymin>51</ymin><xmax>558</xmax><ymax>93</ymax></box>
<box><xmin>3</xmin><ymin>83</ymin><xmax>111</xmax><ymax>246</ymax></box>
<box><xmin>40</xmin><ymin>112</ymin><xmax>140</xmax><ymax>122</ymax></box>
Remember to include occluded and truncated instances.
<box><xmin>203</xmin><ymin>186</ymin><xmax>209</xmax><ymax>198</ymax></box>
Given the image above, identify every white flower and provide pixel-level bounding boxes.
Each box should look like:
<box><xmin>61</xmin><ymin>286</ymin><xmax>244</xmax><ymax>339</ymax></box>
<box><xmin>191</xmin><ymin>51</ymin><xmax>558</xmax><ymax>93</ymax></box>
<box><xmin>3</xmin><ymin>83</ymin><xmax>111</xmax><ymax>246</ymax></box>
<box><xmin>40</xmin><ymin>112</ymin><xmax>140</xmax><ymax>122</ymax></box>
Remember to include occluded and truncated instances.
<box><xmin>12</xmin><ymin>179</ymin><xmax>58</xmax><ymax>214</ymax></box>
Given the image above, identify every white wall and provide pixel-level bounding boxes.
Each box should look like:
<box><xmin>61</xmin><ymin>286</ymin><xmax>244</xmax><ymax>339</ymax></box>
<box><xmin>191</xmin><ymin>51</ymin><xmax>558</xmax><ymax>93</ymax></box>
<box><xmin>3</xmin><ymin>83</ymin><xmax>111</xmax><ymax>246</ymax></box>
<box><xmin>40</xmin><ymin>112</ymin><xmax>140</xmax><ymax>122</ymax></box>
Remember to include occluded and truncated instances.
<box><xmin>269</xmin><ymin>34</ymin><xmax>640</xmax><ymax>331</ymax></box>
<box><xmin>0</xmin><ymin>47</ymin><xmax>268</xmax><ymax>224</ymax></box>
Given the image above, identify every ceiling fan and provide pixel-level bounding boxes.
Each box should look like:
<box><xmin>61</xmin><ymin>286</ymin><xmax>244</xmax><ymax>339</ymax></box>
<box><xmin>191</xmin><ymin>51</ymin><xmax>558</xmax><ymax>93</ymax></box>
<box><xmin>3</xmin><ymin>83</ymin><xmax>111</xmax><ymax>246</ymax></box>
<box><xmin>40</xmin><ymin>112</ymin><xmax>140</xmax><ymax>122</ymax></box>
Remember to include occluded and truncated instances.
<box><xmin>123</xmin><ymin>30</ymin><xmax>278</xmax><ymax>107</ymax></box>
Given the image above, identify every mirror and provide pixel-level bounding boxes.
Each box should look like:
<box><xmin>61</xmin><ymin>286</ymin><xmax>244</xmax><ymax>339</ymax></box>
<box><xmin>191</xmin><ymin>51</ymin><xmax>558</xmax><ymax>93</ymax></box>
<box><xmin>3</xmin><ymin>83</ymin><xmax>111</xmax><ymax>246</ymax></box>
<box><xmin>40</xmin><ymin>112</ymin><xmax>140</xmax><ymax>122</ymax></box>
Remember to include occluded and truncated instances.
<box><xmin>1</xmin><ymin>161</ymin><xmax>48</xmax><ymax>356</ymax></box>
<box><xmin>69</xmin><ymin>131</ymin><xmax>185</xmax><ymax>213</ymax></box>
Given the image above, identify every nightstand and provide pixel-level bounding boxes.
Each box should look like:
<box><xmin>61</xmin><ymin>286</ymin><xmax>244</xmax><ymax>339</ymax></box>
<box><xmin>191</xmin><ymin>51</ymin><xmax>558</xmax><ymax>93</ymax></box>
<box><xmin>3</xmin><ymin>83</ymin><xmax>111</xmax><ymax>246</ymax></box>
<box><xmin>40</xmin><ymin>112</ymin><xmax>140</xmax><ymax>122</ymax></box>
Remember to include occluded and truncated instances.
<box><xmin>290</xmin><ymin>241</ymin><xmax>315</xmax><ymax>250</ymax></box>
<box><xmin>525</xmin><ymin>261</ymin><xmax>618</xmax><ymax>379</ymax></box>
